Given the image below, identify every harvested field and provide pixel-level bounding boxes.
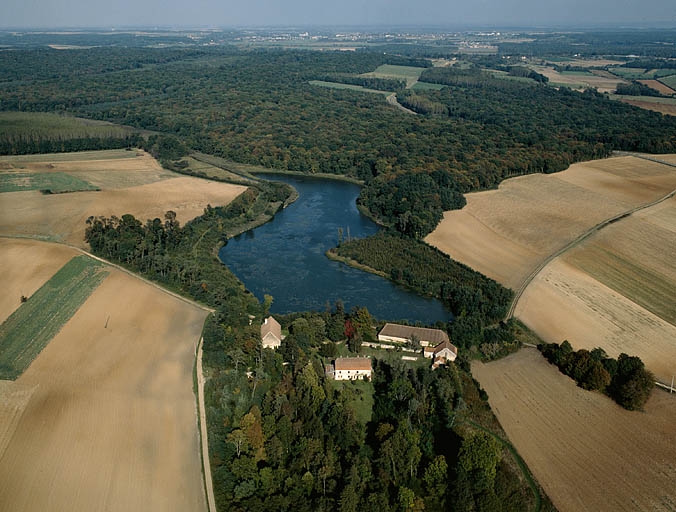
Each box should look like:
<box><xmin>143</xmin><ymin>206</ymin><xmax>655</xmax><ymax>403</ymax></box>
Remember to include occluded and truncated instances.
<box><xmin>529</xmin><ymin>65</ymin><xmax>627</xmax><ymax>92</ymax></box>
<box><xmin>426</xmin><ymin>156</ymin><xmax>676</xmax><ymax>291</ymax></box>
<box><xmin>516</xmin><ymin>259</ymin><xmax>676</xmax><ymax>384</ymax></box>
<box><xmin>620</xmin><ymin>97</ymin><xmax>676</xmax><ymax>116</ymax></box>
<box><xmin>0</xmin><ymin>241</ymin><xmax>208</xmax><ymax>511</ymax></box>
<box><xmin>0</xmin><ymin>151</ymin><xmax>247</xmax><ymax>246</ymax></box>
<box><xmin>473</xmin><ymin>349</ymin><xmax>676</xmax><ymax>512</ymax></box>
<box><xmin>0</xmin><ymin>238</ymin><xmax>77</xmax><ymax>323</ymax></box>
<box><xmin>638</xmin><ymin>79</ymin><xmax>676</xmax><ymax>96</ymax></box>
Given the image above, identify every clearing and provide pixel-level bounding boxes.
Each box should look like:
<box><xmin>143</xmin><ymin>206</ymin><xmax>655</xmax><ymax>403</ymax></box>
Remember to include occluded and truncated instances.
<box><xmin>473</xmin><ymin>349</ymin><xmax>676</xmax><ymax>512</ymax></box>
<box><xmin>360</xmin><ymin>64</ymin><xmax>426</xmax><ymax>88</ymax></box>
<box><xmin>0</xmin><ymin>150</ymin><xmax>247</xmax><ymax>245</ymax></box>
<box><xmin>0</xmin><ymin>239</ymin><xmax>208</xmax><ymax>511</ymax></box>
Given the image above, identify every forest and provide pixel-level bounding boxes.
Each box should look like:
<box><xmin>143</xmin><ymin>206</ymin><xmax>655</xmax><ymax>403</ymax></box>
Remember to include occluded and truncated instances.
<box><xmin>2</xmin><ymin>46</ymin><xmax>676</xmax><ymax>238</ymax></box>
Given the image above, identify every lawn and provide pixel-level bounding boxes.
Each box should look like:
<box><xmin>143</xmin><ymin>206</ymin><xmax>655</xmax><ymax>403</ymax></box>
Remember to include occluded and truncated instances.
<box><xmin>330</xmin><ymin>378</ymin><xmax>374</xmax><ymax>424</ymax></box>
<box><xmin>0</xmin><ymin>255</ymin><xmax>109</xmax><ymax>379</ymax></box>
<box><xmin>0</xmin><ymin>171</ymin><xmax>99</xmax><ymax>193</ymax></box>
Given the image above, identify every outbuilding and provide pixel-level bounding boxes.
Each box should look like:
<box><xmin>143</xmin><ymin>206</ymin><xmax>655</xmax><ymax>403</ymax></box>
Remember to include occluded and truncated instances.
<box><xmin>333</xmin><ymin>357</ymin><xmax>372</xmax><ymax>381</ymax></box>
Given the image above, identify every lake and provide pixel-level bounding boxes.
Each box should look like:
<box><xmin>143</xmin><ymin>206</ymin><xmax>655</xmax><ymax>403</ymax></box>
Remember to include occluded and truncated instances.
<box><xmin>219</xmin><ymin>174</ymin><xmax>451</xmax><ymax>324</ymax></box>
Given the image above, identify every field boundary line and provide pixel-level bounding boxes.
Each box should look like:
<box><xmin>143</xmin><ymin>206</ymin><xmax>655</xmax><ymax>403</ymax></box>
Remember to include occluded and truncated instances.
<box><xmin>196</xmin><ymin>336</ymin><xmax>217</xmax><ymax>512</ymax></box>
<box><xmin>507</xmin><ymin>183</ymin><xmax>676</xmax><ymax>319</ymax></box>
<box><xmin>0</xmin><ymin>235</ymin><xmax>214</xmax><ymax>314</ymax></box>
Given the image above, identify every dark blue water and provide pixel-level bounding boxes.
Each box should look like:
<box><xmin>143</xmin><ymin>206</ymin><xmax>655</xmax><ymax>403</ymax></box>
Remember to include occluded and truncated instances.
<box><xmin>219</xmin><ymin>174</ymin><xmax>450</xmax><ymax>324</ymax></box>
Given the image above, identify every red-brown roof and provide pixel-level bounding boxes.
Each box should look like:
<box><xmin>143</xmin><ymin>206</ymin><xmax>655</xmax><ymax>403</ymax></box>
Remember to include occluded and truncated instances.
<box><xmin>433</xmin><ymin>340</ymin><xmax>458</xmax><ymax>356</ymax></box>
<box><xmin>335</xmin><ymin>357</ymin><xmax>372</xmax><ymax>371</ymax></box>
<box><xmin>379</xmin><ymin>323</ymin><xmax>449</xmax><ymax>344</ymax></box>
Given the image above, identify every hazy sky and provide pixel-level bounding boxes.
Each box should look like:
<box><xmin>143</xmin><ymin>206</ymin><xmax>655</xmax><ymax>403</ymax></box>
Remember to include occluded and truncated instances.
<box><xmin>2</xmin><ymin>0</ymin><xmax>675</xmax><ymax>29</ymax></box>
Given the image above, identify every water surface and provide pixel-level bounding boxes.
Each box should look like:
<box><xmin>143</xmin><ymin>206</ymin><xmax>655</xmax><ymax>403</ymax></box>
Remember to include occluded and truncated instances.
<box><xmin>219</xmin><ymin>174</ymin><xmax>450</xmax><ymax>323</ymax></box>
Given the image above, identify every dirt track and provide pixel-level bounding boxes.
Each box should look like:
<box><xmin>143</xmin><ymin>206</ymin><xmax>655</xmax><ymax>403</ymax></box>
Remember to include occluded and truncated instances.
<box><xmin>473</xmin><ymin>349</ymin><xmax>676</xmax><ymax>512</ymax></box>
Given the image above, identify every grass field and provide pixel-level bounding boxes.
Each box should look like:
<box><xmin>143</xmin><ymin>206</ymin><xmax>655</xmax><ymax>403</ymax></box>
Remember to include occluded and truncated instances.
<box><xmin>411</xmin><ymin>81</ymin><xmax>447</xmax><ymax>91</ymax></box>
<box><xmin>360</xmin><ymin>64</ymin><xmax>426</xmax><ymax>88</ymax></box>
<box><xmin>0</xmin><ymin>255</ymin><xmax>108</xmax><ymax>380</ymax></box>
<box><xmin>473</xmin><ymin>349</ymin><xmax>676</xmax><ymax>512</ymax></box>
<box><xmin>0</xmin><ymin>111</ymin><xmax>133</xmax><ymax>141</ymax></box>
<box><xmin>178</xmin><ymin>155</ymin><xmax>257</xmax><ymax>184</ymax></box>
<box><xmin>0</xmin><ymin>171</ymin><xmax>99</xmax><ymax>193</ymax></box>
<box><xmin>661</xmin><ymin>74</ymin><xmax>676</xmax><ymax>89</ymax></box>
<box><xmin>330</xmin><ymin>379</ymin><xmax>374</xmax><ymax>424</ymax></box>
<box><xmin>309</xmin><ymin>80</ymin><xmax>391</xmax><ymax>94</ymax></box>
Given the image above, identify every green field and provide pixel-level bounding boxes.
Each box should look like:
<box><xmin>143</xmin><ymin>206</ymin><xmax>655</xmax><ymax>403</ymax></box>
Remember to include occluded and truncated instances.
<box><xmin>0</xmin><ymin>171</ymin><xmax>99</xmax><ymax>193</ymax></box>
<box><xmin>0</xmin><ymin>148</ymin><xmax>139</xmax><ymax>164</ymax></box>
<box><xmin>0</xmin><ymin>111</ymin><xmax>133</xmax><ymax>141</ymax></box>
<box><xmin>0</xmin><ymin>255</ymin><xmax>109</xmax><ymax>380</ymax></box>
<box><xmin>659</xmin><ymin>74</ymin><xmax>676</xmax><ymax>90</ymax></box>
<box><xmin>360</xmin><ymin>64</ymin><xmax>426</xmax><ymax>88</ymax></box>
<box><xmin>309</xmin><ymin>80</ymin><xmax>391</xmax><ymax>95</ymax></box>
<box><xmin>330</xmin><ymin>379</ymin><xmax>374</xmax><ymax>424</ymax></box>
<box><xmin>412</xmin><ymin>81</ymin><xmax>446</xmax><ymax>91</ymax></box>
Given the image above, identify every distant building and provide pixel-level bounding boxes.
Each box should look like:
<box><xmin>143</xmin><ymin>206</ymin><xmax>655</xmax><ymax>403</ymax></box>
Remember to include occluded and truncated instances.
<box><xmin>378</xmin><ymin>323</ymin><xmax>450</xmax><ymax>347</ymax></box>
<box><xmin>333</xmin><ymin>357</ymin><xmax>372</xmax><ymax>381</ymax></box>
<box><xmin>261</xmin><ymin>316</ymin><xmax>282</xmax><ymax>349</ymax></box>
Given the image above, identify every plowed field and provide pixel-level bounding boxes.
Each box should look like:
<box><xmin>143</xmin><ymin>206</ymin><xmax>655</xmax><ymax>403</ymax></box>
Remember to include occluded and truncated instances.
<box><xmin>473</xmin><ymin>349</ymin><xmax>676</xmax><ymax>512</ymax></box>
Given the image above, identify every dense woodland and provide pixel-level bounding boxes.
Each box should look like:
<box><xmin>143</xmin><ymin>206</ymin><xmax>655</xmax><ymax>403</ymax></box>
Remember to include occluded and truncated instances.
<box><xmin>331</xmin><ymin>232</ymin><xmax>513</xmax><ymax>348</ymax></box>
<box><xmin>539</xmin><ymin>342</ymin><xmax>654</xmax><ymax>411</ymax></box>
<box><xmin>2</xmin><ymin>45</ymin><xmax>676</xmax><ymax>237</ymax></box>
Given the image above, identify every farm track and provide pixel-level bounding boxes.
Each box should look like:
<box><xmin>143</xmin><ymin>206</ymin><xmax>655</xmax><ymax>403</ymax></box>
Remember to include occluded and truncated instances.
<box><xmin>196</xmin><ymin>337</ymin><xmax>217</xmax><ymax>512</ymax></box>
<box><xmin>507</xmin><ymin>157</ymin><xmax>676</xmax><ymax>320</ymax></box>
<box><xmin>386</xmin><ymin>93</ymin><xmax>417</xmax><ymax>115</ymax></box>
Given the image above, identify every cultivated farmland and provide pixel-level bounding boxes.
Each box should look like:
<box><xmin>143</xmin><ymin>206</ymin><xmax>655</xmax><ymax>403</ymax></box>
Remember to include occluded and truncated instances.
<box><xmin>473</xmin><ymin>349</ymin><xmax>676</xmax><ymax>512</ymax></box>
<box><xmin>0</xmin><ymin>149</ymin><xmax>247</xmax><ymax>245</ymax></box>
<box><xmin>637</xmin><ymin>79</ymin><xmax>676</xmax><ymax>96</ymax></box>
<box><xmin>427</xmin><ymin>155</ymin><xmax>676</xmax><ymax>382</ymax></box>
<box><xmin>360</xmin><ymin>64</ymin><xmax>425</xmax><ymax>88</ymax></box>
<box><xmin>528</xmin><ymin>65</ymin><xmax>627</xmax><ymax>92</ymax></box>
<box><xmin>0</xmin><ymin>239</ymin><xmax>209</xmax><ymax>511</ymax></box>
<box><xmin>0</xmin><ymin>254</ymin><xmax>108</xmax><ymax>379</ymax></box>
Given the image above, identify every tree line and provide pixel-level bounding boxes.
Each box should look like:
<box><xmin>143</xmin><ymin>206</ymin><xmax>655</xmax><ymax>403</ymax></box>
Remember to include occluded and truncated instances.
<box><xmin>539</xmin><ymin>341</ymin><xmax>654</xmax><ymax>410</ymax></box>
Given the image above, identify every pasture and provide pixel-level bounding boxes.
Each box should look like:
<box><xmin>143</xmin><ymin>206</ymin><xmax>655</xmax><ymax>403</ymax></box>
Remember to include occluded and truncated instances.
<box><xmin>0</xmin><ymin>150</ymin><xmax>247</xmax><ymax>245</ymax></box>
<box><xmin>360</xmin><ymin>64</ymin><xmax>425</xmax><ymax>88</ymax></box>
<box><xmin>473</xmin><ymin>349</ymin><xmax>676</xmax><ymax>512</ymax></box>
<box><xmin>661</xmin><ymin>73</ymin><xmax>676</xmax><ymax>89</ymax></box>
<box><xmin>0</xmin><ymin>239</ymin><xmax>208</xmax><ymax>511</ymax></box>
<box><xmin>0</xmin><ymin>255</ymin><xmax>108</xmax><ymax>380</ymax></box>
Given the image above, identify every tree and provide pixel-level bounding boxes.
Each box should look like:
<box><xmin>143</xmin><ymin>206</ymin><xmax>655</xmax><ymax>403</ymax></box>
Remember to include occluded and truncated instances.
<box><xmin>457</xmin><ymin>431</ymin><xmax>502</xmax><ymax>492</ymax></box>
<box><xmin>227</xmin><ymin>429</ymin><xmax>249</xmax><ymax>458</ymax></box>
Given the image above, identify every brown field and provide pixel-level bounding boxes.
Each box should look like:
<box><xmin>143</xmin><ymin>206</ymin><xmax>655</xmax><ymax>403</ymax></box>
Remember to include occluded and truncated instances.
<box><xmin>529</xmin><ymin>65</ymin><xmax>627</xmax><ymax>92</ymax></box>
<box><xmin>638</xmin><ymin>79</ymin><xmax>676</xmax><ymax>96</ymax></box>
<box><xmin>620</xmin><ymin>98</ymin><xmax>676</xmax><ymax>116</ymax></box>
<box><xmin>516</xmin><ymin>258</ymin><xmax>676</xmax><ymax>384</ymax></box>
<box><xmin>0</xmin><ymin>240</ymin><xmax>208</xmax><ymax>511</ymax></box>
<box><xmin>0</xmin><ymin>150</ymin><xmax>246</xmax><ymax>246</ymax></box>
<box><xmin>473</xmin><ymin>349</ymin><xmax>676</xmax><ymax>512</ymax></box>
<box><xmin>0</xmin><ymin>238</ymin><xmax>77</xmax><ymax>323</ymax></box>
<box><xmin>426</xmin><ymin>156</ymin><xmax>676</xmax><ymax>290</ymax></box>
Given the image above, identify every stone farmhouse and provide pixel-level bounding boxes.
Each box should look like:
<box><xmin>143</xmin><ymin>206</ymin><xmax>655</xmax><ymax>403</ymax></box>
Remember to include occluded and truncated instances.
<box><xmin>423</xmin><ymin>340</ymin><xmax>459</xmax><ymax>370</ymax></box>
<box><xmin>261</xmin><ymin>316</ymin><xmax>283</xmax><ymax>349</ymax></box>
<box><xmin>378</xmin><ymin>323</ymin><xmax>450</xmax><ymax>347</ymax></box>
<box><xmin>327</xmin><ymin>357</ymin><xmax>372</xmax><ymax>381</ymax></box>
